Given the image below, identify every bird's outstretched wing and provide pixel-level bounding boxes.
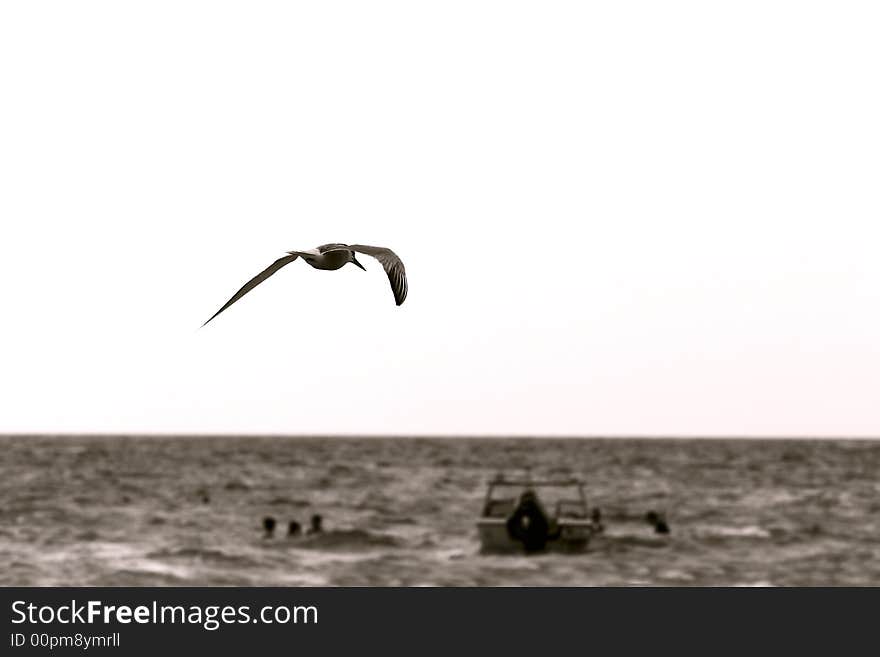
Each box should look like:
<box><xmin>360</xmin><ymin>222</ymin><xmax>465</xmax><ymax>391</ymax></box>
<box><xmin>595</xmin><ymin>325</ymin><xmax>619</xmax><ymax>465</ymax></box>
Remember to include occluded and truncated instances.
<box><xmin>348</xmin><ymin>244</ymin><xmax>408</xmax><ymax>306</ymax></box>
<box><xmin>202</xmin><ymin>254</ymin><xmax>299</xmax><ymax>326</ymax></box>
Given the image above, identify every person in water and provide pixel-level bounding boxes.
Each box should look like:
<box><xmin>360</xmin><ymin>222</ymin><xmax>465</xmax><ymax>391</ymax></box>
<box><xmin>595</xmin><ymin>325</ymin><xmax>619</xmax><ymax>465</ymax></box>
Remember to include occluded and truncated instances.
<box><xmin>645</xmin><ymin>510</ymin><xmax>670</xmax><ymax>535</ymax></box>
<box><xmin>307</xmin><ymin>514</ymin><xmax>323</xmax><ymax>535</ymax></box>
<box><xmin>288</xmin><ymin>520</ymin><xmax>302</xmax><ymax>537</ymax></box>
<box><xmin>263</xmin><ymin>516</ymin><xmax>276</xmax><ymax>538</ymax></box>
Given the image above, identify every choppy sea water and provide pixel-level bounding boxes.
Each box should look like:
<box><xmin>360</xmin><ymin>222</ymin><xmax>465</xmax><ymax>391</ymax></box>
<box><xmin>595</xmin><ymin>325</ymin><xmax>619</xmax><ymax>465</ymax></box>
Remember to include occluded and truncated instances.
<box><xmin>1</xmin><ymin>436</ymin><xmax>878</xmax><ymax>586</ymax></box>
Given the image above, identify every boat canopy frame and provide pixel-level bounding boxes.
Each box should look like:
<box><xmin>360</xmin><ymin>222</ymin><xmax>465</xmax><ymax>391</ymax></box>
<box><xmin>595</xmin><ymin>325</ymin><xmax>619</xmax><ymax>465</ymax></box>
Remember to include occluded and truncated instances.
<box><xmin>481</xmin><ymin>475</ymin><xmax>588</xmax><ymax>519</ymax></box>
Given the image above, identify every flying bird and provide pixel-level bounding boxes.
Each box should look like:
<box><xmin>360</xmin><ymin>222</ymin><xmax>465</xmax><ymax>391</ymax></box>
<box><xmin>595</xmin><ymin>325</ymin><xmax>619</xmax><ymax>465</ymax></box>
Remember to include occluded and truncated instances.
<box><xmin>202</xmin><ymin>243</ymin><xmax>407</xmax><ymax>326</ymax></box>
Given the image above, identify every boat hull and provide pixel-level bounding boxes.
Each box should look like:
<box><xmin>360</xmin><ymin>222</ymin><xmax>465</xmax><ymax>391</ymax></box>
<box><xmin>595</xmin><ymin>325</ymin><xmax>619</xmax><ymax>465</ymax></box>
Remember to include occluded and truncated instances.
<box><xmin>477</xmin><ymin>518</ymin><xmax>593</xmax><ymax>554</ymax></box>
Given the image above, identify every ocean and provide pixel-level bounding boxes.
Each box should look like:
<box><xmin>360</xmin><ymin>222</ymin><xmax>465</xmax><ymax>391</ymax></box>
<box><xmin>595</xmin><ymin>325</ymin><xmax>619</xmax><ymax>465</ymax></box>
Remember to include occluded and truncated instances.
<box><xmin>1</xmin><ymin>435</ymin><xmax>878</xmax><ymax>586</ymax></box>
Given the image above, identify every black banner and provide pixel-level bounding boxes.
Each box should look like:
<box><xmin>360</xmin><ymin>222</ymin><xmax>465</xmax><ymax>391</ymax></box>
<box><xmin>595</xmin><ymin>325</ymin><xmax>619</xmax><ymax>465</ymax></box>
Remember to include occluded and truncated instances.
<box><xmin>1</xmin><ymin>587</ymin><xmax>875</xmax><ymax>655</ymax></box>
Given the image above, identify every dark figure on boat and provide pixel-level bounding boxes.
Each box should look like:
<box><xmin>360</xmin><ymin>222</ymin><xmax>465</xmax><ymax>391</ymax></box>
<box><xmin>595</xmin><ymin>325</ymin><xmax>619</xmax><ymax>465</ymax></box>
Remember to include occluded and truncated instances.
<box><xmin>506</xmin><ymin>490</ymin><xmax>551</xmax><ymax>552</ymax></box>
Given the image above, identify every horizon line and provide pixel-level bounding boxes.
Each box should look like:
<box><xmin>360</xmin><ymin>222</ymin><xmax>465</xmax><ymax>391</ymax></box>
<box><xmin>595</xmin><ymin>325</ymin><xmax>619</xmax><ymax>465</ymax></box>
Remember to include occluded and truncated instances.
<box><xmin>1</xmin><ymin>431</ymin><xmax>879</xmax><ymax>441</ymax></box>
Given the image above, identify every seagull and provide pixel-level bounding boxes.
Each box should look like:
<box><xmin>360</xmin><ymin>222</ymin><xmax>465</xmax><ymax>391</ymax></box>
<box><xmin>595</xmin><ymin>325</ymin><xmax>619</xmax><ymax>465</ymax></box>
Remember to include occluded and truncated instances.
<box><xmin>202</xmin><ymin>243</ymin><xmax>407</xmax><ymax>326</ymax></box>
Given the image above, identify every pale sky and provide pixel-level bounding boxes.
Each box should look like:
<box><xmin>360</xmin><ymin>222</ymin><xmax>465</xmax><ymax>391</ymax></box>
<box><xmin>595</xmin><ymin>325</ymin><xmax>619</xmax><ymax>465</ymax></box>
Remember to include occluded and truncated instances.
<box><xmin>1</xmin><ymin>2</ymin><xmax>878</xmax><ymax>436</ymax></box>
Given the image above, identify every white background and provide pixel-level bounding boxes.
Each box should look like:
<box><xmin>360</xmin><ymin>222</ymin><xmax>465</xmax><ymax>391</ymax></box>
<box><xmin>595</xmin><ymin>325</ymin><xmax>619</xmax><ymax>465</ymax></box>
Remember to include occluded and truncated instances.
<box><xmin>1</xmin><ymin>2</ymin><xmax>878</xmax><ymax>435</ymax></box>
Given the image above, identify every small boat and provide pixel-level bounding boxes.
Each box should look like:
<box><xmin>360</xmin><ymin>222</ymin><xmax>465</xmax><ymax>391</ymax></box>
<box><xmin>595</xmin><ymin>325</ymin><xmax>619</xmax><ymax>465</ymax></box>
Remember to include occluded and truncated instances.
<box><xmin>477</xmin><ymin>475</ymin><xmax>597</xmax><ymax>554</ymax></box>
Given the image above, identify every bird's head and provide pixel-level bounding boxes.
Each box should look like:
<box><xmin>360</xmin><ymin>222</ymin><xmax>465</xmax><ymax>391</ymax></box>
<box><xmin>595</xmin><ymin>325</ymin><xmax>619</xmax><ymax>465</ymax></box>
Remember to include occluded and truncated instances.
<box><xmin>350</xmin><ymin>254</ymin><xmax>366</xmax><ymax>271</ymax></box>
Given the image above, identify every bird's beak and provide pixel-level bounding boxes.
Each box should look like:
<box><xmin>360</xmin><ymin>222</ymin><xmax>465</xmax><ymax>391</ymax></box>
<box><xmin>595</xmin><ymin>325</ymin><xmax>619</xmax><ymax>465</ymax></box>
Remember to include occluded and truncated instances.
<box><xmin>352</xmin><ymin>257</ymin><xmax>366</xmax><ymax>271</ymax></box>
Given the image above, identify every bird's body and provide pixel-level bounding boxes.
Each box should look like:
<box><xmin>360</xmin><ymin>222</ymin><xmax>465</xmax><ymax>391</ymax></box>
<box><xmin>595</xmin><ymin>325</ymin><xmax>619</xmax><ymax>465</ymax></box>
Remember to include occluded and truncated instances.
<box><xmin>290</xmin><ymin>244</ymin><xmax>354</xmax><ymax>271</ymax></box>
<box><xmin>202</xmin><ymin>242</ymin><xmax>407</xmax><ymax>326</ymax></box>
